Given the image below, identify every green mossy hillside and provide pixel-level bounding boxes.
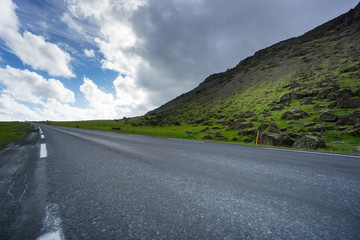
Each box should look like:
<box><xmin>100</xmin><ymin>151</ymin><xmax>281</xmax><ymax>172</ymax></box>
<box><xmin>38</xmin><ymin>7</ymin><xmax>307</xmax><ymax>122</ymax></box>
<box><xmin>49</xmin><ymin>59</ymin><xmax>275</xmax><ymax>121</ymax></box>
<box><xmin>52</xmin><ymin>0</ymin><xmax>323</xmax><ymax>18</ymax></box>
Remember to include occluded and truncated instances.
<box><xmin>44</xmin><ymin>4</ymin><xmax>360</xmax><ymax>155</ymax></box>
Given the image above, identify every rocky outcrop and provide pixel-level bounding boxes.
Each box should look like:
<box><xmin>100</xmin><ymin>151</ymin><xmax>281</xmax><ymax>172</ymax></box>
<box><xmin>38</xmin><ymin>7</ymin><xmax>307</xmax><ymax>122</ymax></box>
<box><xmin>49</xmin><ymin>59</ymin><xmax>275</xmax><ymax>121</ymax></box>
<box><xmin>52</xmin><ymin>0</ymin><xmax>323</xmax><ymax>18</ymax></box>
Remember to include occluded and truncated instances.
<box><xmin>308</xmin><ymin>125</ymin><xmax>326</xmax><ymax>132</ymax></box>
<box><xmin>320</xmin><ymin>110</ymin><xmax>338</xmax><ymax>122</ymax></box>
<box><xmin>337</xmin><ymin>112</ymin><xmax>360</xmax><ymax>126</ymax></box>
<box><xmin>348</xmin><ymin>128</ymin><xmax>360</xmax><ymax>137</ymax></box>
<box><xmin>353</xmin><ymin>146</ymin><xmax>360</xmax><ymax>153</ymax></box>
<box><xmin>257</xmin><ymin>122</ymin><xmax>279</xmax><ymax>134</ymax></box>
<box><xmin>281</xmin><ymin>110</ymin><xmax>309</xmax><ymax>120</ymax></box>
<box><xmin>337</xmin><ymin>98</ymin><xmax>360</xmax><ymax>108</ymax></box>
<box><xmin>231</xmin><ymin>121</ymin><xmax>254</xmax><ymax>131</ymax></box>
<box><xmin>238</xmin><ymin>128</ymin><xmax>257</xmax><ymax>136</ymax></box>
<box><xmin>258</xmin><ymin>132</ymin><xmax>294</xmax><ymax>147</ymax></box>
<box><xmin>297</xmin><ymin>135</ymin><xmax>326</xmax><ymax>149</ymax></box>
<box><xmin>257</xmin><ymin>122</ymin><xmax>294</xmax><ymax>147</ymax></box>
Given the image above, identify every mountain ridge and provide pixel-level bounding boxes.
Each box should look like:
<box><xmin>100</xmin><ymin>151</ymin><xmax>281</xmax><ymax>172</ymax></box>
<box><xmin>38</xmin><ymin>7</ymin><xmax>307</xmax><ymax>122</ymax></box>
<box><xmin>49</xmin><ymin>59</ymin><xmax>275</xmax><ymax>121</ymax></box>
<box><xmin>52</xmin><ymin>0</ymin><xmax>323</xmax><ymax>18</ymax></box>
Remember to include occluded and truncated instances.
<box><xmin>148</xmin><ymin>2</ymin><xmax>360</xmax><ymax>115</ymax></box>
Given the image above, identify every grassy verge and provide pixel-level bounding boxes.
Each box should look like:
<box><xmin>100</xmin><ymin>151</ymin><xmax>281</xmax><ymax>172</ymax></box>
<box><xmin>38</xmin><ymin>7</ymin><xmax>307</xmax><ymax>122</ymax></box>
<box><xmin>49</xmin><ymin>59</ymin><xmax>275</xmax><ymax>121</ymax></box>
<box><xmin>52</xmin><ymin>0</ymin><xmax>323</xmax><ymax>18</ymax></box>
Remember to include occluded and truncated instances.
<box><xmin>0</xmin><ymin>122</ymin><xmax>34</xmax><ymax>148</ymax></box>
<box><xmin>41</xmin><ymin>119</ymin><xmax>360</xmax><ymax>155</ymax></box>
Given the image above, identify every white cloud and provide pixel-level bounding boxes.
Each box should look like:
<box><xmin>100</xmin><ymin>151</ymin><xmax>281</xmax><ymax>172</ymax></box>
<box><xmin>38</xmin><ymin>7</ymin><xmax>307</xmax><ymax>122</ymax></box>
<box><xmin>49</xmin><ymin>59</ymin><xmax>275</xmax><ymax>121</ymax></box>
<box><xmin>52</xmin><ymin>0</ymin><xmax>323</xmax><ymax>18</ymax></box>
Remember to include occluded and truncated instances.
<box><xmin>84</xmin><ymin>48</ymin><xmax>95</xmax><ymax>58</ymax></box>
<box><xmin>80</xmin><ymin>77</ymin><xmax>113</xmax><ymax>108</ymax></box>
<box><xmin>0</xmin><ymin>94</ymin><xmax>41</xmax><ymax>121</ymax></box>
<box><xmin>113</xmin><ymin>75</ymin><xmax>148</xmax><ymax>108</ymax></box>
<box><xmin>0</xmin><ymin>0</ymin><xmax>18</xmax><ymax>32</ymax></box>
<box><xmin>66</xmin><ymin>0</ymin><xmax>153</xmax><ymax>116</ymax></box>
<box><xmin>0</xmin><ymin>0</ymin><xmax>75</xmax><ymax>77</ymax></box>
<box><xmin>0</xmin><ymin>66</ymin><xmax>75</xmax><ymax>104</ymax></box>
<box><xmin>79</xmin><ymin>76</ymin><xmax>149</xmax><ymax>118</ymax></box>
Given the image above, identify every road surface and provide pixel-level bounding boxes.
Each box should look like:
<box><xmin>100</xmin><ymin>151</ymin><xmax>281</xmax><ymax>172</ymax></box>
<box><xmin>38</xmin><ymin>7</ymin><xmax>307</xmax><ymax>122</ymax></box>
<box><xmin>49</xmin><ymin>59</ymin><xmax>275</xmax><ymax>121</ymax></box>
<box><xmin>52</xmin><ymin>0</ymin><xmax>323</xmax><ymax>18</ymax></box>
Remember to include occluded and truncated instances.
<box><xmin>1</xmin><ymin>124</ymin><xmax>359</xmax><ymax>239</ymax></box>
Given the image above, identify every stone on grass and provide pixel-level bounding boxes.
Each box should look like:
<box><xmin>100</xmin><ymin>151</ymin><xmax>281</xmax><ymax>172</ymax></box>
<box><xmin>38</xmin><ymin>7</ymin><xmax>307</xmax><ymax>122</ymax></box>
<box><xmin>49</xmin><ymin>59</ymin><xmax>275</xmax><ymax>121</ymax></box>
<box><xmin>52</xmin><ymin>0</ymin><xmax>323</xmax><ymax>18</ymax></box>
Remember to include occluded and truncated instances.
<box><xmin>289</xmin><ymin>133</ymin><xmax>302</xmax><ymax>139</ymax></box>
<box><xmin>238</xmin><ymin>128</ymin><xmax>257</xmax><ymax>136</ymax></box>
<box><xmin>303</xmin><ymin>98</ymin><xmax>313</xmax><ymax>105</ymax></box>
<box><xmin>336</xmin><ymin>116</ymin><xmax>357</xmax><ymax>126</ymax></box>
<box><xmin>348</xmin><ymin>129</ymin><xmax>360</xmax><ymax>137</ymax></box>
<box><xmin>338</xmin><ymin>126</ymin><xmax>347</xmax><ymax>131</ymax></box>
<box><xmin>304</xmin><ymin>122</ymin><xmax>316</xmax><ymax>127</ymax></box>
<box><xmin>320</xmin><ymin>110</ymin><xmax>338</xmax><ymax>122</ymax></box>
<box><xmin>308</xmin><ymin>125</ymin><xmax>325</xmax><ymax>132</ymax></box>
<box><xmin>297</xmin><ymin>135</ymin><xmax>326</xmax><ymax>149</ymax></box>
<box><xmin>328</xmin><ymin>102</ymin><xmax>337</xmax><ymax>109</ymax></box>
<box><xmin>281</xmin><ymin>110</ymin><xmax>309</xmax><ymax>120</ymax></box>
<box><xmin>202</xmin><ymin>135</ymin><xmax>212</xmax><ymax>140</ymax></box>
<box><xmin>337</xmin><ymin>98</ymin><xmax>360</xmax><ymax>108</ymax></box>
<box><xmin>258</xmin><ymin>132</ymin><xmax>294</xmax><ymax>147</ymax></box>
<box><xmin>353</xmin><ymin>146</ymin><xmax>360</xmax><ymax>153</ymax></box>
<box><xmin>232</xmin><ymin>121</ymin><xmax>254</xmax><ymax>131</ymax></box>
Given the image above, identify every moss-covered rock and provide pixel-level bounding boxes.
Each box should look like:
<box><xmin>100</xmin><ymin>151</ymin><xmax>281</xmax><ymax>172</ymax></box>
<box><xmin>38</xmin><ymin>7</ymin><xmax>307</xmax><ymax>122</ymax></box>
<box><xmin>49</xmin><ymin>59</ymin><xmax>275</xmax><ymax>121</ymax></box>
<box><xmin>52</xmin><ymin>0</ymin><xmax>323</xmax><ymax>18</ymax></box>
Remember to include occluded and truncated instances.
<box><xmin>281</xmin><ymin>110</ymin><xmax>309</xmax><ymax>120</ymax></box>
<box><xmin>353</xmin><ymin>146</ymin><xmax>360</xmax><ymax>153</ymax></box>
<box><xmin>320</xmin><ymin>110</ymin><xmax>338</xmax><ymax>122</ymax></box>
<box><xmin>258</xmin><ymin>132</ymin><xmax>294</xmax><ymax>147</ymax></box>
<box><xmin>238</xmin><ymin>128</ymin><xmax>257</xmax><ymax>136</ymax></box>
<box><xmin>297</xmin><ymin>135</ymin><xmax>326</xmax><ymax>149</ymax></box>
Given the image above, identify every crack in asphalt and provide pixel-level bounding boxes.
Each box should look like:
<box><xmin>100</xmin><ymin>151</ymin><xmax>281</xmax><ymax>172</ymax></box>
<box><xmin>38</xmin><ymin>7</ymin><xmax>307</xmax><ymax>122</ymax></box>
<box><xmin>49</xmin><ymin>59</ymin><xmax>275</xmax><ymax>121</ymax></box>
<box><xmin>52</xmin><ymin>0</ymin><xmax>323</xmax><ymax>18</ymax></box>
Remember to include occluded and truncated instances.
<box><xmin>7</xmin><ymin>172</ymin><xmax>18</xmax><ymax>199</ymax></box>
<box><xmin>19</xmin><ymin>174</ymin><xmax>28</xmax><ymax>202</ymax></box>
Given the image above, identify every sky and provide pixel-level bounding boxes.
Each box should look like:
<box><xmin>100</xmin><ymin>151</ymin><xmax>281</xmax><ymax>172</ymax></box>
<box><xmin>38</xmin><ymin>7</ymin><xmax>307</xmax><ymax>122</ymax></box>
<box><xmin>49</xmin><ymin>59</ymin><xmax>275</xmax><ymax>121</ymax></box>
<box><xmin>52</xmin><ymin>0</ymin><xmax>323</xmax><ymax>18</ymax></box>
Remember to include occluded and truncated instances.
<box><xmin>0</xmin><ymin>0</ymin><xmax>358</xmax><ymax>121</ymax></box>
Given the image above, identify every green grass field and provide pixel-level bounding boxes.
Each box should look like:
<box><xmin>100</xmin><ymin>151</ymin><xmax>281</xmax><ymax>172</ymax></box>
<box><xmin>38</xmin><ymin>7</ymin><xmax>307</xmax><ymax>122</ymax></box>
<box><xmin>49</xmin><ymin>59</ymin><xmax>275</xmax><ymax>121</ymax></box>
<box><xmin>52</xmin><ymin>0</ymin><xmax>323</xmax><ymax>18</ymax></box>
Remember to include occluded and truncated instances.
<box><xmin>0</xmin><ymin>122</ymin><xmax>34</xmax><ymax>148</ymax></box>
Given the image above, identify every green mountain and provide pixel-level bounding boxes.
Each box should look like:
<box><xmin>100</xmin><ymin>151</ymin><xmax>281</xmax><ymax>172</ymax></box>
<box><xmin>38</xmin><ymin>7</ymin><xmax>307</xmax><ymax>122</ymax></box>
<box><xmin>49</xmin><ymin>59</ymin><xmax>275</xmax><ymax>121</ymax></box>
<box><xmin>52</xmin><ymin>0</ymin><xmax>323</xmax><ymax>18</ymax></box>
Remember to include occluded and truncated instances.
<box><xmin>143</xmin><ymin>3</ymin><xmax>360</xmax><ymax>152</ymax></box>
<box><xmin>46</xmin><ymin>3</ymin><xmax>360</xmax><ymax>154</ymax></box>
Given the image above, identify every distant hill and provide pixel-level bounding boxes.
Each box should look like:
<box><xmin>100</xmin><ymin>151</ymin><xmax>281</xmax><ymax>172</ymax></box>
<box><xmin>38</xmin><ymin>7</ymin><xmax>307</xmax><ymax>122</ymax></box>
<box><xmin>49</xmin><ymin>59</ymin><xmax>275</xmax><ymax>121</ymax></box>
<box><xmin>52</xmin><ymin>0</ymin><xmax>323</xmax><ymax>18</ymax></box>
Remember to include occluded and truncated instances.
<box><xmin>143</xmin><ymin>3</ymin><xmax>360</xmax><ymax>151</ymax></box>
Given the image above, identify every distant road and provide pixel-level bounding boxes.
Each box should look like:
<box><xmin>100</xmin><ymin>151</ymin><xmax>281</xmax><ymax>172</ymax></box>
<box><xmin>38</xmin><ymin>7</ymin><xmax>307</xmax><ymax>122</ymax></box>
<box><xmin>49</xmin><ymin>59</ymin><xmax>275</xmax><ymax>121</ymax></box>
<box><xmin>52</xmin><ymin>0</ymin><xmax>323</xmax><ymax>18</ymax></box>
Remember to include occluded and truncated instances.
<box><xmin>1</xmin><ymin>124</ymin><xmax>360</xmax><ymax>239</ymax></box>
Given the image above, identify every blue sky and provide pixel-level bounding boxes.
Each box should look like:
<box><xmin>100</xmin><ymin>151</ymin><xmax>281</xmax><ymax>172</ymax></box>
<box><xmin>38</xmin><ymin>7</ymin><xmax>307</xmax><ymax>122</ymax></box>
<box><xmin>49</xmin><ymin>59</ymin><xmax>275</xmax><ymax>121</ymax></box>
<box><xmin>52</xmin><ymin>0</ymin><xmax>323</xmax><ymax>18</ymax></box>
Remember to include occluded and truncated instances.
<box><xmin>0</xmin><ymin>0</ymin><xmax>358</xmax><ymax>121</ymax></box>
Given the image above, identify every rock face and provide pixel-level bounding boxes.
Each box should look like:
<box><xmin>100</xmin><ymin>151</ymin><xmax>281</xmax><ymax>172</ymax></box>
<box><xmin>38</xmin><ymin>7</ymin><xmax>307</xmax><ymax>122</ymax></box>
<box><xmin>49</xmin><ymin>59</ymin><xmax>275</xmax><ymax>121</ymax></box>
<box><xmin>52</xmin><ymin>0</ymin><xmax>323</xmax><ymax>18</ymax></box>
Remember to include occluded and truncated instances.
<box><xmin>320</xmin><ymin>110</ymin><xmax>338</xmax><ymax>122</ymax></box>
<box><xmin>348</xmin><ymin>128</ymin><xmax>360</xmax><ymax>137</ymax></box>
<box><xmin>279</xmin><ymin>93</ymin><xmax>291</xmax><ymax>105</ymax></box>
<box><xmin>238</xmin><ymin>128</ymin><xmax>257</xmax><ymax>136</ymax></box>
<box><xmin>257</xmin><ymin>122</ymin><xmax>294</xmax><ymax>147</ymax></box>
<box><xmin>232</xmin><ymin>121</ymin><xmax>254</xmax><ymax>130</ymax></box>
<box><xmin>353</xmin><ymin>146</ymin><xmax>360</xmax><ymax>153</ymax></box>
<box><xmin>336</xmin><ymin>112</ymin><xmax>360</xmax><ymax>126</ymax></box>
<box><xmin>308</xmin><ymin>125</ymin><xmax>326</xmax><ymax>132</ymax></box>
<box><xmin>281</xmin><ymin>110</ymin><xmax>309</xmax><ymax>120</ymax></box>
<box><xmin>297</xmin><ymin>135</ymin><xmax>326</xmax><ymax>149</ymax></box>
<box><xmin>337</xmin><ymin>98</ymin><xmax>360</xmax><ymax>108</ymax></box>
<box><xmin>259</xmin><ymin>132</ymin><xmax>294</xmax><ymax>147</ymax></box>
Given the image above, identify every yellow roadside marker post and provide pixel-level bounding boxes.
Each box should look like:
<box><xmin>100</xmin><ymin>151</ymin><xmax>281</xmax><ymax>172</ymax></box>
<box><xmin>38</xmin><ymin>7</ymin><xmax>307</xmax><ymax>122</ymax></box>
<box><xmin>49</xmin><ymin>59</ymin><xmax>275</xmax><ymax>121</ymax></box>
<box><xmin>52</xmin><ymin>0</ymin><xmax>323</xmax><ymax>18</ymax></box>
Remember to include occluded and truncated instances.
<box><xmin>256</xmin><ymin>130</ymin><xmax>259</xmax><ymax>146</ymax></box>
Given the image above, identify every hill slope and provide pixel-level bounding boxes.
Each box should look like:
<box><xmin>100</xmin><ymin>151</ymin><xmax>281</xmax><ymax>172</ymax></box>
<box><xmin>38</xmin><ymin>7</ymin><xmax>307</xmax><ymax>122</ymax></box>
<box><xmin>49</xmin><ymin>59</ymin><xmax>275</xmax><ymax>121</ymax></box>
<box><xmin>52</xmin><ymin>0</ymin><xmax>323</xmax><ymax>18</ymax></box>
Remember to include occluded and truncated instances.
<box><xmin>143</xmin><ymin>3</ymin><xmax>360</xmax><ymax>151</ymax></box>
<box><xmin>46</xmin><ymin>3</ymin><xmax>360</xmax><ymax>154</ymax></box>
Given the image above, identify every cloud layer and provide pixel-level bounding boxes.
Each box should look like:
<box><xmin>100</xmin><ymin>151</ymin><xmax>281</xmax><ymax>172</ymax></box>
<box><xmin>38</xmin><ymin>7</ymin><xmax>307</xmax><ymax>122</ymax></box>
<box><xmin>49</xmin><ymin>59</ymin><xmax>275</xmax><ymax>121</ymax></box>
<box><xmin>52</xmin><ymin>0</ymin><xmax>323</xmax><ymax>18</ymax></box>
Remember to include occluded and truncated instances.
<box><xmin>0</xmin><ymin>0</ymin><xmax>74</xmax><ymax>77</ymax></box>
<box><xmin>0</xmin><ymin>0</ymin><xmax>358</xmax><ymax>121</ymax></box>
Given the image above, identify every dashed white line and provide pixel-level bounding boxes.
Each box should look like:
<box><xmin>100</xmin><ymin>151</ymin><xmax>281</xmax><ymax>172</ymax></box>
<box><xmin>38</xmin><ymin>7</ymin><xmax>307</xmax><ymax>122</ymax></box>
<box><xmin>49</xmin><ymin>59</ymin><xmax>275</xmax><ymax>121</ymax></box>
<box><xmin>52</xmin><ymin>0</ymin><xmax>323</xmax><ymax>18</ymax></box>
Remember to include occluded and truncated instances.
<box><xmin>41</xmin><ymin>135</ymin><xmax>44</xmax><ymax>139</ymax></box>
<box><xmin>265</xmin><ymin>147</ymin><xmax>360</xmax><ymax>158</ymax></box>
<box><xmin>37</xmin><ymin>204</ymin><xmax>65</xmax><ymax>240</ymax></box>
<box><xmin>40</xmin><ymin>144</ymin><xmax>47</xmax><ymax>158</ymax></box>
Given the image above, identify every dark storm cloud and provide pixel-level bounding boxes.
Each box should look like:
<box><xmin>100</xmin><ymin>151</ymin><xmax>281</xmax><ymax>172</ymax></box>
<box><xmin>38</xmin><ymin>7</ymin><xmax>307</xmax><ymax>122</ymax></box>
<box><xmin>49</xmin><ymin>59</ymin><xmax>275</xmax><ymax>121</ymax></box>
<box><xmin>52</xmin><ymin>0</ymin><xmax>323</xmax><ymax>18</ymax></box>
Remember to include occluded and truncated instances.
<box><xmin>131</xmin><ymin>0</ymin><xmax>358</xmax><ymax>106</ymax></box>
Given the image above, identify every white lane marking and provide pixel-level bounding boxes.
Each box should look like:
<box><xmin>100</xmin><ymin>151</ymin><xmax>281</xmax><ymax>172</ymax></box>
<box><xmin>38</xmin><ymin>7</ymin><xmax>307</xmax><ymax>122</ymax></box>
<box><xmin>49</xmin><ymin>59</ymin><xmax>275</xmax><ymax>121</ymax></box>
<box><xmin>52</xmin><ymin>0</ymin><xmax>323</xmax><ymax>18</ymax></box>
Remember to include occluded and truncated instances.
<box><xmin>37</xmin><ymin>204</ymin><xmax>65</xmax><ymax>240</ymax></box>
<box><xmin>265</xmin><ymin>148</ymin><xmax>360</xmax><ymax>158</ymax></box>
<box><xmin>168</xmin><ymin>138</ymin><xmax>204</xmax><ymax>143</ymax></box>
<box><xmin>40</xmin><ymin>144</ymin><xmax>47</xmax><ymax>158</ymax></box>
<box><xmin>41</xmin><ymin>135</ymin><xmax>45</xmax><ymax>139</ymax></box>
<box><xmin>38</xmin><ymin>126</ymin><xmax>43</xmax><ymax>134</ymax></box>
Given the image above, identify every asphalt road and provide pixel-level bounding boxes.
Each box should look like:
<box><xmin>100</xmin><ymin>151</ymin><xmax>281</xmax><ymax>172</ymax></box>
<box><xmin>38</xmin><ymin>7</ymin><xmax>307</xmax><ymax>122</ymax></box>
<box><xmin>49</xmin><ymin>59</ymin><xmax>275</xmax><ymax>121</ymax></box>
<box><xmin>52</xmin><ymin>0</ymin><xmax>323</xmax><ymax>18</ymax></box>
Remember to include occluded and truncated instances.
<box><xmin>1</xmin><ymin>124</ymin><xmax>360</xmax><ymax>239</ymax></box>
